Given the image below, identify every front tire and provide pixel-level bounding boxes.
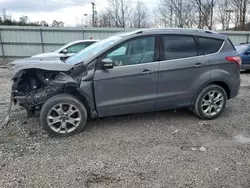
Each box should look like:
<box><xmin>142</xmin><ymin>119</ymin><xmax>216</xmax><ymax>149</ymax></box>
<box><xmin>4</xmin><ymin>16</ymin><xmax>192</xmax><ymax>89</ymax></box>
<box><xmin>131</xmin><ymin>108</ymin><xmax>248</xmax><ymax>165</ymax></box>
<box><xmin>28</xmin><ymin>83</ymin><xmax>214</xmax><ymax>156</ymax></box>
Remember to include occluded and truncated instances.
<box><xmin>193</xmin><ymin>85</ymin><xmax>227</xmax><ymax>120</ymax></box>
<box><xmin>40</xmin><ymin>94</ymin><xmax>87</xmax><ymax>137</ymax></box>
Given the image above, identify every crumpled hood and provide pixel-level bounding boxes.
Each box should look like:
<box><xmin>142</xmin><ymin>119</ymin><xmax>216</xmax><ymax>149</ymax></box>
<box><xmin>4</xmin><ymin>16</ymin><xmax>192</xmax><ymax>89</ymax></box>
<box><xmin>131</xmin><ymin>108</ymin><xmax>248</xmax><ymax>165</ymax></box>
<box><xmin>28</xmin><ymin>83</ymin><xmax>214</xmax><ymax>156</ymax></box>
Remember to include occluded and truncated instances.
<box><xmin>7</xmin><ymin>57</ymin><xmax>74</xmax><ymax>77</ymax></box>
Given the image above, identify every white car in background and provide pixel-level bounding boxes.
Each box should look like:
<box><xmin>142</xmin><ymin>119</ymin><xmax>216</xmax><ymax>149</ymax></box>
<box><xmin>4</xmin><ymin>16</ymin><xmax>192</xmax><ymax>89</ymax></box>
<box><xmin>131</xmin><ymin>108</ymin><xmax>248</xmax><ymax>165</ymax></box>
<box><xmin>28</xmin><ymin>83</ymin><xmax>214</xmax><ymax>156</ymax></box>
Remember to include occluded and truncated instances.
<box><xmin>32</xmin><ymin>39</ymin><xmax>99</xmax><ymax>59</ymax></box>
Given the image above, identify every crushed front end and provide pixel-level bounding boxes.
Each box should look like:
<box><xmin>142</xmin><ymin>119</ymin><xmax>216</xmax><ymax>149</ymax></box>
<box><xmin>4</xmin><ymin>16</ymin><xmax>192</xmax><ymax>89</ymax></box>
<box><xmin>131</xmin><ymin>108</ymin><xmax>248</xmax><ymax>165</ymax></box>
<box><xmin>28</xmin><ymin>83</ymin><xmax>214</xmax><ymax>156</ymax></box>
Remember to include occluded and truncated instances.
<box><xmin>4</xmin><ymin>58</ymin><xmax>95</xmax><ymax>127</ymax></box>
<box><xmin>5</xmin><ymin>68</ymin><xmax>78</xmax><ymax>125</ymax></box>
<box><xmin>12</xmin><ymin>69</ymin><xmax>64</xmax><ymax>114</ymax></box>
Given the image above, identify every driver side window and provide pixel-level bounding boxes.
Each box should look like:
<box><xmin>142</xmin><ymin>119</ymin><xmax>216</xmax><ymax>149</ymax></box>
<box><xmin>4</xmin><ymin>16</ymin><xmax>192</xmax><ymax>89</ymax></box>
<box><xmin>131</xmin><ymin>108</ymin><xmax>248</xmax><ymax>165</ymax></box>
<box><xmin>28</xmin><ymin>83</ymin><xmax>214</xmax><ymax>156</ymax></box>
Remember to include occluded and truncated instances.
<box><xmin>106</xmin><ymin>36</ymin><xmax>155</xmax><ymax>67</ymax></box>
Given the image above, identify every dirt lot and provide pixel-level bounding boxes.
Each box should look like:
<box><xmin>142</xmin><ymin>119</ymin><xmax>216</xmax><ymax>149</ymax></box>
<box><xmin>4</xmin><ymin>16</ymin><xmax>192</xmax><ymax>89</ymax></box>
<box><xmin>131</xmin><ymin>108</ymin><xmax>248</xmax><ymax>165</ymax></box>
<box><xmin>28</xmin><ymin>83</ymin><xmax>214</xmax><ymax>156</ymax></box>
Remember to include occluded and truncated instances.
<box><xmin>0</xmin><ymin>68</ymin><xmax>250</xmax><ymax>188</ymax></box>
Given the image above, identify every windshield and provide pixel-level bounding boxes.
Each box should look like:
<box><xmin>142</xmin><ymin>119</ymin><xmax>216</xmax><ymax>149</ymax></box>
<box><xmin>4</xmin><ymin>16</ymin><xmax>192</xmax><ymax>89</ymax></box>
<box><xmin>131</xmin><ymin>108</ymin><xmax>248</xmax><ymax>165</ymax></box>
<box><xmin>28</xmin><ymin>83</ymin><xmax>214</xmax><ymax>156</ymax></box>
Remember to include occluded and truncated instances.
<box><xmin>55</xmin><ymin>42</ymin><xmax>75</xmax><ymax>53</ymax></box>
<box><xmin>235</xmin><ymin>45</ymin><xmax>248</xmax><ymax>54</ymax></box>
<box><xmin>66</xmin><ymin>36</ymin><xmax>122</xmax><ymax>64</ymax></box>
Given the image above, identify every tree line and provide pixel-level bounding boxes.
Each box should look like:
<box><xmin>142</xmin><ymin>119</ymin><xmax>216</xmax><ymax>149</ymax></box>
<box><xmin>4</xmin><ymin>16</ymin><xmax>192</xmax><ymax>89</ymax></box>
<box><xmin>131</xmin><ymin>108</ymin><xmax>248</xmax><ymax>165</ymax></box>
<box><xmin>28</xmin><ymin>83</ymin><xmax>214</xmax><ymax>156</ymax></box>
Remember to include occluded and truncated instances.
<box><xmin>0</xmin><ymin>15</ymin><xmax>64</xmax><ymax>27</ymax></box>
<box><xmin>96</xmin><ymin>0</ymin><xmax>250</xmax><ymax>30</ymax></box>
<box><xmin>1</xmin><ymin>0</ymin><xmax>250</xmax><ymax>30</ymax></box>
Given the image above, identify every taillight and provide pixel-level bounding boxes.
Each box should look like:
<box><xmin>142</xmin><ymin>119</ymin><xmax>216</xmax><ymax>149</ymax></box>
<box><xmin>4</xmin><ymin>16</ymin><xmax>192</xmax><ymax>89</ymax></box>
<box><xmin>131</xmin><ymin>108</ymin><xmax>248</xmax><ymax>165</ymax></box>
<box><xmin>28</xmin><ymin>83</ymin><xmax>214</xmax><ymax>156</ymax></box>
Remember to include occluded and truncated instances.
<box><xmin>226</xmin><ymin>56</ymin><xmax>242</xmax><ymax>66</ymax></box>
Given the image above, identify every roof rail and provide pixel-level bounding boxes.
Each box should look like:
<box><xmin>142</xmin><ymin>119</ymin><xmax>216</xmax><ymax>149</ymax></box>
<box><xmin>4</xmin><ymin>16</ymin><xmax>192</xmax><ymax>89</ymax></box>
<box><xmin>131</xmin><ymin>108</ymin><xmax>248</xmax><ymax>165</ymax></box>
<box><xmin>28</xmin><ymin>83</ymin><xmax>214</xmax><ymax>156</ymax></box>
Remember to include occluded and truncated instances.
<box><xmin>133</xmin><ymin>28</ymin><xmax>219</xmax><ymax>34</ymax></box>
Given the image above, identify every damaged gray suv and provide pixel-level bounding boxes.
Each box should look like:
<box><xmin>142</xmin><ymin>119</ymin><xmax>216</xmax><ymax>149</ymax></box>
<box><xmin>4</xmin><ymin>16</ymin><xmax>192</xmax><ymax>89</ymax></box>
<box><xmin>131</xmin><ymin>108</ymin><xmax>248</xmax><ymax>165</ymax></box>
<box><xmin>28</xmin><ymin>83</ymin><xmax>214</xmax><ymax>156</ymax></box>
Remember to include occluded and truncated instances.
<box><xmin>7</xmin><ymin>28</ymin><xmax>241</xmax><ymax>137</ymax></box>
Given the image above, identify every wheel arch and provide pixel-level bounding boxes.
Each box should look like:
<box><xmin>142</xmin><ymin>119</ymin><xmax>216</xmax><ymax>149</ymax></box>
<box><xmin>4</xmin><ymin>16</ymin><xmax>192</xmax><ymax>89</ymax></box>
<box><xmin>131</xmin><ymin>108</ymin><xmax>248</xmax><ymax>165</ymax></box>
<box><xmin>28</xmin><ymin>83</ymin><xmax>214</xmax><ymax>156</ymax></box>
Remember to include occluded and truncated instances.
<box><xmin>192</xmin><ymin>79</ymin><xmax>231</xmax><ymax>106</ymax></box>
<box><xmin>64</xmin><ymin>87</ymin><xmax>94</xmax><ymax>118</ymax></box>
<box><xmin>208</xmin><ymin>81</ymin><xmax>230</xmax><ymax>99</ymax></box>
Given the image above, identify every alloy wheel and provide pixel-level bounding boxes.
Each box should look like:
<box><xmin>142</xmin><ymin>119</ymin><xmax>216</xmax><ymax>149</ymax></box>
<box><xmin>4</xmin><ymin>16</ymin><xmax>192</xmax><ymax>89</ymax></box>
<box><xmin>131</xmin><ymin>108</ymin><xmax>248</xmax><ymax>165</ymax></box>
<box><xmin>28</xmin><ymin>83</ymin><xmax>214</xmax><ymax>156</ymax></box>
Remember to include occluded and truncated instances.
<box><xmin>47</xmin><ymin>103</ymin><xmax>81</xmax><ymax>134</ymax></box>
<box><xmin>201</xmin><ymin>90</ymin><xmax>224</xmax><ymax>117</ymax></box>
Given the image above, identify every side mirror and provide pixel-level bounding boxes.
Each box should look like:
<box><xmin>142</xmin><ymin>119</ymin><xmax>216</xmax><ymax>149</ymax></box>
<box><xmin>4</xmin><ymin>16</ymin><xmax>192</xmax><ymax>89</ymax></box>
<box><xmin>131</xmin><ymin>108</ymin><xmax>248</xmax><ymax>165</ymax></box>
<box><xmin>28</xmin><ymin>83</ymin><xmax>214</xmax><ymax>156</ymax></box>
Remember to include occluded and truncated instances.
<box><xmin>62</xmin><ymin>49</ymin><xmax>68</xmax><ymax>54</ymax></box>
<box><xmin>101</xmin><ymin>58</ymin><xmax>114</xmax><ymax>69</ymax></box>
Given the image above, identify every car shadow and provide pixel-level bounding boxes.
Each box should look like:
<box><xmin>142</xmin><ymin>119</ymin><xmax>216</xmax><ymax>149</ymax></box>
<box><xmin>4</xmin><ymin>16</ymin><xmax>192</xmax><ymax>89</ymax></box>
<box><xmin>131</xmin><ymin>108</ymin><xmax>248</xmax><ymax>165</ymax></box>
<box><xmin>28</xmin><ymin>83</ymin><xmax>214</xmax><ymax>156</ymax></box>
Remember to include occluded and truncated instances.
<box><xmin>84</xmin><ymin>108</ymin><xmax>196</xmax><ymax>131</ymax></box>
<box><xmin>240</xmin><ymin>70</ymin><xmax>250</xmax><ymax>74</ymax></box>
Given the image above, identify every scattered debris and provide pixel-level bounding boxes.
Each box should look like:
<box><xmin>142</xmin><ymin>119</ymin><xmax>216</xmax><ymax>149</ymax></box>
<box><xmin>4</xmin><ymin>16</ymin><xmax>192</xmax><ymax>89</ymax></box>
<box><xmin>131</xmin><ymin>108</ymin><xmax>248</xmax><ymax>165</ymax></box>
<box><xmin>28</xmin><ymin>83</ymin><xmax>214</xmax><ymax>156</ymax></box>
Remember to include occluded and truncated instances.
<box><xmin>199</xmin><ymin>122</ymin><xmax>211</xmax><ymax>127</ymax></box>
<box><xmin>199</xmin><ymin>146</ymin><xmax>207</xmax><ymax>152</ymax></box>
<box><xmin>28</xmin><ymin>130</ymin><xmax>38</xmax><ymax>136</ymax></box>
<box><xmin>171</xmin><ymin>129</ymin><xmax>180</xmax><ymax>135</ymax></box>
<box><xmin>234</xmin><ymin>135</ymin><xmax>250</xmax><ymax>144</ymax></box>
<box><xmin>191</xmin><ymin>147</ymin><xmax>197</xmax><ymax>151</ymax></box>
<box><xmin>0</xmin><ymin>102</ymin><xmax>9</xmax><ymax>105</ymax></box>
<box><xmin>180</xmin><ymin>146</ymin><xmax>207</xmax><ymax>152</ymax></box>
<box><xmin>214</xmin><ymin>168</ymin><xmax>219</xmax><ymax>172</ymax></box>
<box><xmin>85</xmin><ymin>172</ymin><xmax>120</xmax><ymax>187</ymax></box>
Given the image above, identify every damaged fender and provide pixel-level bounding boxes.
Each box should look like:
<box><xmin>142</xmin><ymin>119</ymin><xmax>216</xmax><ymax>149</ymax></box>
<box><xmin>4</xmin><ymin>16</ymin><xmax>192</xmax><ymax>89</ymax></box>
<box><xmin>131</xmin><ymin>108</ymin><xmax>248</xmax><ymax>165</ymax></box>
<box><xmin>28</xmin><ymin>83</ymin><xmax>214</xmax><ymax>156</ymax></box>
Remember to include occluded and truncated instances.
<box><xmin>7</xmin><ymin>58</ymin><xmax>96</xmax><ymax>120</ymax></box>
<box><xmin>12</xmin><ymin>69</ymin><xmax>77</xmax><ymax>110</ymax></box>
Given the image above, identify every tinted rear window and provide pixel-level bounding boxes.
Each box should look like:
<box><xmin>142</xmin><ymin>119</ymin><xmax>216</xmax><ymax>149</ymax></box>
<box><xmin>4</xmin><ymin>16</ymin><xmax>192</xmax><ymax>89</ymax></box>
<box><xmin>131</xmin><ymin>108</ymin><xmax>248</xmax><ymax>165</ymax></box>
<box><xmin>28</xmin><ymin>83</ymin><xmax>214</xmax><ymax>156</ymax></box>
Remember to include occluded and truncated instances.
<box><xmin>163</xmin><ymin>35</ymin><xmax>197</xmax><ymax>60</ymax></box>
<box><xmin>198</xmin><ymin>37</ymin><xmax>224</xmax><ymax>55</ymax></box>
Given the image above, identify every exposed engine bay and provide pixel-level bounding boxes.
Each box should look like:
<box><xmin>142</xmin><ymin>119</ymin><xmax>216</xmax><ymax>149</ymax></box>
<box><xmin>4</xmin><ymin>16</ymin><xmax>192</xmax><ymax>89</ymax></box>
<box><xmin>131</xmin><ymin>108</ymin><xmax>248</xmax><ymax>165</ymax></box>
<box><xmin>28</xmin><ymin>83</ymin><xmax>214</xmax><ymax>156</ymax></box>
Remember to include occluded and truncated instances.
<box><xmin>3</xmin><ymin>59</ymin><xmax>96</xmax><ymax>127</ymax></box>
<box><xmin>11</xmin><ymin>69</ymin><xmax>78</xmax><ymax>114</ymax></box>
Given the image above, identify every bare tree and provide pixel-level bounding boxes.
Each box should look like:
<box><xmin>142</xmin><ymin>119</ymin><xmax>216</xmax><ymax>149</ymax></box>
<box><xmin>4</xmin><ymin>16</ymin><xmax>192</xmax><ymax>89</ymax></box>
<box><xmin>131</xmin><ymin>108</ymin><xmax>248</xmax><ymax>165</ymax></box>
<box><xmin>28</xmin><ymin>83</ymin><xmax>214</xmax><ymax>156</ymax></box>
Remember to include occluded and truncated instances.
<box><xmin>209</xmin><ymin>0</ymin><xmax>215</xmax><ymax>29</ymax></box>
<box><xmin>156</xmin><ymin>0</ymin><xmax>196</xmax><ymax>28</ymax></box>
<box><xmin>98</xmin><ymin>11</ymin><xmax>114</xmax><ymax>27</ymax></box>
<box><xmin>192</xmin><ymin>0</ymin><xmax>216</xmax><ymax>29</ymax></box>
<box><xmin>52</xmin><ymin>20</ymin><xmax>64</xmax><ymax>27</ymax></box>
<box><xmin>231</xmin><ymin>0</ymin><xmax>249</xmax><ymax>30</ymax></box>
<box><xmin>154</xmin><ymin>0</ymin><xmax>169</xmax><ymax>27</ymax></box>
<box><xmin>106</xmin><ymin>0</ymin><xmax>132</xmax><ymax>28</ymax></box>
<box><xmin>19</xmin><ymin>15</ymin><xmax>29</xmax><ymax>24</ymax></box>
<box><xmin>216</xmin><ymin>0</ymin><xmax>234</xmax><ymax>30</ymax></box>
<box><xmin>40</xmin><ymin>20</ymin><xmax>49</xmax><ymax>27</ymax></box>
<box><xmin>132</xmin><ymin>1</ymin><xmax>150</xmax><ymax>28</ymax></box>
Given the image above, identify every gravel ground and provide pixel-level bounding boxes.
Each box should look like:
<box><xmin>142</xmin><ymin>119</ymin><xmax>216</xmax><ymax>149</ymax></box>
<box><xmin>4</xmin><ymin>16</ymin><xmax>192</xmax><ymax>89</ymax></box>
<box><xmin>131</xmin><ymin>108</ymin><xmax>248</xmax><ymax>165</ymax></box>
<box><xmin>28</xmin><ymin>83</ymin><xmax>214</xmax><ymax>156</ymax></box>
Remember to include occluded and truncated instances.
<box><xmin>0</xmin><ymin>59</ymin><xmax>11</xmax><ymax>66</ymax></box>
<box><xmin>1</xmin><ymin>68</ymin><xmax>250</xmax><ymax>188</ymax></box>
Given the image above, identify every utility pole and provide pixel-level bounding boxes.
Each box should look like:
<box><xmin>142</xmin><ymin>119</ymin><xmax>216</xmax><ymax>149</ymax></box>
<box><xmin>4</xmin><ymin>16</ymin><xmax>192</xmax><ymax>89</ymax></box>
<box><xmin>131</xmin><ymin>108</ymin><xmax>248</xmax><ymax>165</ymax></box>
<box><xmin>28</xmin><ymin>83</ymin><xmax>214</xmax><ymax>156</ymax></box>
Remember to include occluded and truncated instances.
<box><xmin>91</xmin><ymin>2</ymin><xmax>96</xmax><ymax>27</ymax></box>
<box><xmin>2</xmin><ymin>8</ymin><xmax>6</xmax><ymax>21</ymax></box>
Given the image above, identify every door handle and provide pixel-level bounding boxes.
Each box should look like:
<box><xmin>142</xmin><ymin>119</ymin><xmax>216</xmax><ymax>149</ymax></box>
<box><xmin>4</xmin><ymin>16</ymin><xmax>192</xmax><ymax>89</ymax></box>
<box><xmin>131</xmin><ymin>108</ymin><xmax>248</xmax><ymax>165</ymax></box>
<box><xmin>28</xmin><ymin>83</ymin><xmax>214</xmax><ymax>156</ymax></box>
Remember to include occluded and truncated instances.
<box><xmin>194</xmin><ymin>62</ymin><xmax>203</xmax><ymax>68</ymax></box>
<box><xmin>140</xmin><ymin>69</ymin><xmax>154</xmax><ymax>74</ymax></box>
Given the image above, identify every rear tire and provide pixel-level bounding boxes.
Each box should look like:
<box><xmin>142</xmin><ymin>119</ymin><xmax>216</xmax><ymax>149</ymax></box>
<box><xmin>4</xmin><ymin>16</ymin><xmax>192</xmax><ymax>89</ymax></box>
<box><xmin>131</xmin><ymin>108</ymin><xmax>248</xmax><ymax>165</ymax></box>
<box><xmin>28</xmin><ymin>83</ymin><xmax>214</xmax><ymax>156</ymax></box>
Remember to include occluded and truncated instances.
<box><xmin>40</xmin><ymin>94</ymin><xmax>87</xmax><ymax>137</ymax></box>
<box><xmin>193</xmin><ymin>85</ymin><xmax>227</xmax><ymax>120</ymax></box>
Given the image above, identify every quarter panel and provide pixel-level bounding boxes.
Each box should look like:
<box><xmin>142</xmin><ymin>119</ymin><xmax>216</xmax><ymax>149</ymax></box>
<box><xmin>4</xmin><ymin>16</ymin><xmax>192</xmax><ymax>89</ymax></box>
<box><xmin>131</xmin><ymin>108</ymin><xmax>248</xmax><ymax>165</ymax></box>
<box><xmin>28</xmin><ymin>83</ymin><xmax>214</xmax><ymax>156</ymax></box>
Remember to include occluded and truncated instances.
<box><xmin>157</xmin><ymin>56</ymin><xmax>210</xmax><ymax>110</ymax></box>
<box><xmin>209</xmin><ymin>51</ymin><xmax>240</xmax><ymax>98</ymax></box>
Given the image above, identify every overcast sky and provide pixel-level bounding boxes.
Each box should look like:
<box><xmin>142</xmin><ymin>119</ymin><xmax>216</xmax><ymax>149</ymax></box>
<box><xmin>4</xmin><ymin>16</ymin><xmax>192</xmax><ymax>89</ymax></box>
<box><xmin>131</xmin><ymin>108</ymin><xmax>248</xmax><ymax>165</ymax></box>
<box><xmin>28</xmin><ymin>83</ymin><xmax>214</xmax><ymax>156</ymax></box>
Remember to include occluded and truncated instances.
<box><xmin>0</xmin><ymin>0</ymin><xmax>155</xmax><ymax>26</ymax></box>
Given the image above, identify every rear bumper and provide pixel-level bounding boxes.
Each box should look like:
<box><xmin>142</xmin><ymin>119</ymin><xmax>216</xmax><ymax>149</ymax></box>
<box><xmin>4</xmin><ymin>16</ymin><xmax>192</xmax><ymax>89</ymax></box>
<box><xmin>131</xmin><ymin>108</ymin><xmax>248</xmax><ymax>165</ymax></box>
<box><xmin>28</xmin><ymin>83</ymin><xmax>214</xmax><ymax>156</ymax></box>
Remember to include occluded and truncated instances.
<box><xmin>230</xmin><ymin>78</ymin><xmax>241</xmax><ymax>99</ymax></box>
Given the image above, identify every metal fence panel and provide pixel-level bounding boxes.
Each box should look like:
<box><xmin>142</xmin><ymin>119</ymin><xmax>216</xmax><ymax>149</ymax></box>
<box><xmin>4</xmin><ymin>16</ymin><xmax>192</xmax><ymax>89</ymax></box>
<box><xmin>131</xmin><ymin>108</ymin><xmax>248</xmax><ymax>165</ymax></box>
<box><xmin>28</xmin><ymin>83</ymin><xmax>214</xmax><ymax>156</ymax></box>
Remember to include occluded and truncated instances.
<box><xmin>220</xmin><ymin>31</ymin><xmax>250</xmax><ymax>45</ymax></box>
<box><xmin>228</xmin><ymin>35</ymin><xmax>247</xmax><ymax>44</ymax></box>
<box><xmin>4</xmin><ymin>44</ymin><xmax>41</xmax><ymax>57</ymax></box>
<box><xmin>42</xmin><ymin>30</ymin><xmax>83</xmax><ymax>43</ymax></box>
<box><xmin>1</xmin><ymin>30</ymin><xmax>40</xmax><ymax>43</ymax></box>
<box><xmin>0</xmin><ymin>26</ymin><xmax>250</xmax><ymax>60</ymax></box>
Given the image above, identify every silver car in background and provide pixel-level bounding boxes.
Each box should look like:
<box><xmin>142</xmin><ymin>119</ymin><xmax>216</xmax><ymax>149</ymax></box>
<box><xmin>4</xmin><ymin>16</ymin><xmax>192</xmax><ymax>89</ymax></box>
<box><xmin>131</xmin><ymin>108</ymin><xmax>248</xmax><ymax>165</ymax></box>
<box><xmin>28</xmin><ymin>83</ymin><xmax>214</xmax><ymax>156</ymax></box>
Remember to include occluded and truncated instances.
<box><xmin>32</xmin><ymin>39</ymin><xmax>98</xmax><ymax>59</ymax></box>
